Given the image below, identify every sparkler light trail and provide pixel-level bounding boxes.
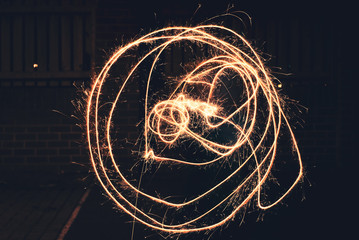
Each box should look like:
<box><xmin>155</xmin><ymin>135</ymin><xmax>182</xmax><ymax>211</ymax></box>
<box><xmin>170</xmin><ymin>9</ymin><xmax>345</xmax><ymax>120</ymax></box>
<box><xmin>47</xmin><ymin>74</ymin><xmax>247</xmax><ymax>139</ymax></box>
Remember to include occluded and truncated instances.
<box><xmin>86</xmin><ymin>24</ymin><xmax>303</xmax><ymax>233</ymax></box>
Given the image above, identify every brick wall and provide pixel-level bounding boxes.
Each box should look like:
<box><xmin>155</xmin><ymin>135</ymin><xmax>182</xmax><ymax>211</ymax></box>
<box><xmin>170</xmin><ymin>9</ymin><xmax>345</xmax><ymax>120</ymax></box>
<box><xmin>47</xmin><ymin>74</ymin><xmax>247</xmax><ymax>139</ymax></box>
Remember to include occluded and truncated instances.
<box><xmin>0</xmin><ymin>0</ymin><xmax>139</xmax><ymax>172</ymax></box>
<box><xmin>0</xmin><ymin>1</ymin><xmax>354</xmax><ymax>180</ymax></box>
<box><xmin>0</xmin><ymin>85</ymin><xmax>85</xmax><ymax>166</ymax></box>
<box><xmin>0</xmin><ymin>122</ymin><xmax>84</xmax><ymax>165</ymax></box>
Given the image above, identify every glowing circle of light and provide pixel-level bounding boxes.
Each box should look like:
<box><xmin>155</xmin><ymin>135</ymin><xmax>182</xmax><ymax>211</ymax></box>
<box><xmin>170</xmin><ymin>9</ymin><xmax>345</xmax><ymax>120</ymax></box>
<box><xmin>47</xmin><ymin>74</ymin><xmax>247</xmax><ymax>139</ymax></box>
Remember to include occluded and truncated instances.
<box><xmin>86</xmin><ymin>25</ymin><xmax>303</xmax><ymax>233</ymax></box>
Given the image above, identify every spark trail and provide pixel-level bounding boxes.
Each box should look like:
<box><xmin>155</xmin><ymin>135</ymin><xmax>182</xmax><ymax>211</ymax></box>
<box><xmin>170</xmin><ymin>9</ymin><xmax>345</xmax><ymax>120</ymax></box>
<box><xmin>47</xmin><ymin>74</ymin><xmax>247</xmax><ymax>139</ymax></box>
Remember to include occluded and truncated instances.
<box><xmin>86</xmin><ymin>25</ymin><xmax>303</xmax><ymax>233</ymax></box>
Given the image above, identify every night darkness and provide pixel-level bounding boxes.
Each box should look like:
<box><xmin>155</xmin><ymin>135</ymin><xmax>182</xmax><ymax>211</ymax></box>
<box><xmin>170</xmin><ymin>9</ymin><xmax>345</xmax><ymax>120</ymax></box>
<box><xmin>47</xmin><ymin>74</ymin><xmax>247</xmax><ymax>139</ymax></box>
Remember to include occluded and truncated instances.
<box><xmin>0</xmin><ymin>0</ymin><xmax>356</xmax><ymax>240</ymax></box>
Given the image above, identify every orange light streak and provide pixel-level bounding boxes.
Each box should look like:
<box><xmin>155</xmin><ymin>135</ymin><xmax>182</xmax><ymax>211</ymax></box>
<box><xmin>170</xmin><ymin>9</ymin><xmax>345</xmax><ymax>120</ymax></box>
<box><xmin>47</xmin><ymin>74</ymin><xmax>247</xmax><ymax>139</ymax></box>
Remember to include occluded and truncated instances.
<box><xmin>86</xmin><ymin>25</ymin><xmax>303</xmax><ymax>233</ymax></box>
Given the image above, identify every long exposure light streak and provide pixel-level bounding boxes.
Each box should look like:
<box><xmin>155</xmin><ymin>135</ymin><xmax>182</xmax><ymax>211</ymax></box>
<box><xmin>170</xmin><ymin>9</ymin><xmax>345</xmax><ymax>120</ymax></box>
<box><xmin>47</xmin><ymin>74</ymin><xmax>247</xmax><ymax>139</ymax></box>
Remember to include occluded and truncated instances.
<box><xmin>86</xmin><ymin>24</ymin><xmax>303</xmax><ymax>233</ymax></box>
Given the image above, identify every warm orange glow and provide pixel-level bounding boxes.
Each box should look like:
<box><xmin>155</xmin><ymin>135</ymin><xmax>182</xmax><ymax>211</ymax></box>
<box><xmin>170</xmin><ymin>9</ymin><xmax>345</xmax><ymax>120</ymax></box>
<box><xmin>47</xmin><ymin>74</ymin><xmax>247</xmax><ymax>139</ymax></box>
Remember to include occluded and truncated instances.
<box><xmin>86</xmin><ymin>25</ymin><xmax>303</xmax><ymax>233</ymax></box>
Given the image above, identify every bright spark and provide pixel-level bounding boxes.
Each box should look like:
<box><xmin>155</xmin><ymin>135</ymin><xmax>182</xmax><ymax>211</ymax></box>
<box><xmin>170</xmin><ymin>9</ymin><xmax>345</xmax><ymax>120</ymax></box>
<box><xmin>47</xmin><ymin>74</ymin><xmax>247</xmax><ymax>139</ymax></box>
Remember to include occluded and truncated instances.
<box><xmin>86</xmin><ymin>25</ymin><xmax>303</xmax><ymax>233</ymax></box>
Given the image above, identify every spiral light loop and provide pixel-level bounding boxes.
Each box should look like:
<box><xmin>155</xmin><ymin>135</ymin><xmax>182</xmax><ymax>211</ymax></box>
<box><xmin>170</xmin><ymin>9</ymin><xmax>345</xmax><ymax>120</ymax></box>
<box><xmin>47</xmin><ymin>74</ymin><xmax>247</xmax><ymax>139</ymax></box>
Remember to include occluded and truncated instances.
<box><xmin>86</xmin><ymin>25</ymin><xmax>303</xmax><ymax>233</ymax></box>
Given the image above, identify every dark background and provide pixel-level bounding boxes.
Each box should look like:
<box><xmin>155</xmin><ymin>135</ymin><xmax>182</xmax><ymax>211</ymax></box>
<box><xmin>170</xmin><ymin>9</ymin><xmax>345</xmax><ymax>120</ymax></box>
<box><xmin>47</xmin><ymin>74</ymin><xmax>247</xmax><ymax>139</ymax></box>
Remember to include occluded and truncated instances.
<box><xmin>0</xmin><ymin>0</ymin><xmax>356</xmax><ymax>239</ymax></box>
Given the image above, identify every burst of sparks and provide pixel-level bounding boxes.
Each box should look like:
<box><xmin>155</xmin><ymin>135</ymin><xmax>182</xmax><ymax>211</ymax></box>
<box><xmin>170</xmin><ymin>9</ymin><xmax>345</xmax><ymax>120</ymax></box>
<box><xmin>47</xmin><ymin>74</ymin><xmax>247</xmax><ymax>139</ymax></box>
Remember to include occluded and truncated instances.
<box><xmin>86</xmin><ymin>25</ymin><xmax>303</xmax><ymax>233</ymax></box>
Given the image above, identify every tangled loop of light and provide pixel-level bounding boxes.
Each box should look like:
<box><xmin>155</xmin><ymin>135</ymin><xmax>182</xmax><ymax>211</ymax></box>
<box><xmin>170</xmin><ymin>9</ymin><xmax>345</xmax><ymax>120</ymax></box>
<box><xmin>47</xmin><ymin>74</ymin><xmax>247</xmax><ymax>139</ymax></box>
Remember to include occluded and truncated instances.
<box><xmin>86</xmin><ymin>25</ymin><xmax>303</xmax><ymax>233</ymax></box>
